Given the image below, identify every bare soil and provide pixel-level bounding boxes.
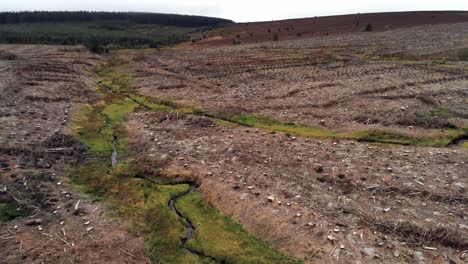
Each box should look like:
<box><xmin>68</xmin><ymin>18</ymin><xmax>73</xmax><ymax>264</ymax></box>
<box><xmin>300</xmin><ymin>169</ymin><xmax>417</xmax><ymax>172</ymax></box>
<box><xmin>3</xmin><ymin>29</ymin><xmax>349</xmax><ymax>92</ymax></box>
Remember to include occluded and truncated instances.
<box><xmin>0</xmin><ymin>45</ymin><xmax>148</xmax><ymax>263</ymax></box>
<box><xmin>120</xmin><ymin>21</ymin><xmax>468</xmax><ymax>263</ymax></box>
<box><xmin>1</xmin><ymin>16</ymin><xmax>468</xmax><ymax>264</ymax></box>
<box><xmin>130</xmin><ymin>22</ymin><xmax>468</xmax><ymax>136</ymax></box>
<box><xmin>127</xmin><ymin>111</ymin><xmax>467</xmax><ymax>263</ymax></box>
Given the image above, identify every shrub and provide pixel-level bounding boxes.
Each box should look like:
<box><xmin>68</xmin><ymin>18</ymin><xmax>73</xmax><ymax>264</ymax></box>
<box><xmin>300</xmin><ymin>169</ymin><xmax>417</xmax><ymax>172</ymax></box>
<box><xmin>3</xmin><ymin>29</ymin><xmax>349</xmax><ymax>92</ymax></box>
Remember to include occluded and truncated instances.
<box><xmin>84</xmin><ymin>42</ymin><xmax>108</xmax><ymax>54</ymax></box>
<box><xmin>0</xmin><ymin>51</ymin><xmax>17</xmax><ymax>60</ymax></box>
<box><xmin>133</xmin><ymin>52</ymin><xmax>146</xmax><ymax>62</ymax></box>
<box><xmin>457</xmin><ymin>48</ymin><xmax>468</xmax><ymax>61</ymax></box>
<box><xmin>273</xmin><ymin>33</ymin><xmax>279</xmax><ymax>41</ymax></box>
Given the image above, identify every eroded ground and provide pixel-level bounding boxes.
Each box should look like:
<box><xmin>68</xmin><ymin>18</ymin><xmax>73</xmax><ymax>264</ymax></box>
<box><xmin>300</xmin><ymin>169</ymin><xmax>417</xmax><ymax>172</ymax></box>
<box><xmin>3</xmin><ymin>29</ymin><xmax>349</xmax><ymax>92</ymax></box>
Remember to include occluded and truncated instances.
<box><xmin>128</xmin><ymin>112</ymin><xmax>467</xmax><ymax>263</ymax></box>
<box><xmin>130</xmin><ymin>22</ymin><xmax>468</xmax><ymax>140</ymax></box>
<box><xmin>0</xmin><ymin>46</ymin><xmax>148</xmax><ymax>263</ymax></box>
<box><xmin>120</xmin><ymin>22</ymin><xmax>468</xmax><ymax>263</ymax></box>
<box><xmin>1</xmin><ymin>20</ymin><xmax>467</xmax><ymax>264</ymax></box>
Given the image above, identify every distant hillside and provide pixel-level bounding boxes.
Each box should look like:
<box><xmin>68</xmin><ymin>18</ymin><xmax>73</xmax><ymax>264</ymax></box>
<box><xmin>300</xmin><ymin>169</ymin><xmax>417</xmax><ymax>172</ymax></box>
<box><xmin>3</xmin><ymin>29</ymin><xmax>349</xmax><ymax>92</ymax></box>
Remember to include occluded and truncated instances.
<box><xmin>191</xmin><ymin>11</ymin><xmax>468</xmax><ymax>45</ymax></box>
<box><xmin>0</xmin><ymin>11</ymin><xmax>234</xmax><ymax>52</ymax></box>
<box><xmin>0</xmin><ymin>11</ymin><xmax>233</xmax><ymax>27</ymax></box>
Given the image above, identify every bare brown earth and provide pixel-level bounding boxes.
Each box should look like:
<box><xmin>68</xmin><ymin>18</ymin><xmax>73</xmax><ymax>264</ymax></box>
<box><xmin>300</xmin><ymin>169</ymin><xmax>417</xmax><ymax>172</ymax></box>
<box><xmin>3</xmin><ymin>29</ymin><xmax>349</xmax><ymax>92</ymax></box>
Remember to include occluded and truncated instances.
<box><xmin>122</xmin><ymin>21</ymin><xmax>468</xmax><ymax>263</ymax></box>
<box><xmin>131</xmin><ymin>22</ymin><xmax>468</xmax><ymax>136</ymax></box>
<box><xmin>1</xmin><ymin>15</ymin><xmax>467</xmax><ymax>264</ymax></box>
<box><xmin>192</xmin><ymin>11</ymin><xmax>468</xmax><ymax>46</ymax></box>
<box><xmin>0</xmin><ymin>45</ymin><xmax>148</xmax><ymax>263</ymax></box>
<box><xmin>127</xmin><ymin>112</ymin><xmax>467</xmax><ymax>263</ymax></box>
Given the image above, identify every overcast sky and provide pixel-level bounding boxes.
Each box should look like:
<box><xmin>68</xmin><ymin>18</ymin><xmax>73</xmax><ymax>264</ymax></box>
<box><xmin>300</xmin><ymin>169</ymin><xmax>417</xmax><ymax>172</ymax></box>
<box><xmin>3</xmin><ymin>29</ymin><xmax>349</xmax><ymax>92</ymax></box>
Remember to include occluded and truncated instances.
<box><xmin>2</xmin><ymin>0</ymin><xmax>468</xmax><ymax>22</ymax></box>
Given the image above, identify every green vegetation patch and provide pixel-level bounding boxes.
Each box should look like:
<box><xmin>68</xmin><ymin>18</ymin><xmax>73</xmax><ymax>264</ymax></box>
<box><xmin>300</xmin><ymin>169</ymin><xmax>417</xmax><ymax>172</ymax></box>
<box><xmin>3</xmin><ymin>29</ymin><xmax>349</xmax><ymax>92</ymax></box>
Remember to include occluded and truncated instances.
<box><xmin>220</xmin><ymin>113</ymin><xmax>467</xmax><ymax>147</ymax></box>
<box><xmin>177</xmin><ymin>193</ymin><xmax>299</xmax><ymax>264</ymax></box>
<box><xmin>0</xmin><ymin>10</ymin><xmax>233</xmax><ymax>52</ymax></box>
<box><xmin>0</xmin><ymin>22</ymin><xmax>193</xmax><ymax>52</ymax></box>
<box><xmin>419</xmin><ymin>107</ymin><xmax>465</xmax><ymax>119</ymax></box>
<box><xmin>74</xmin><ymin>104</ymin><xmax>114</xmax><ymax>154</ymax></box>
<box><xmin>0</xmin><ymin>8</ymin><xmax>235</xmax><ymax>52</ymax></box>
<box><xmin>225</xmin><ymin>114</ymin><xmax>336</xmax><ymax>138</ymax></box>
<box><xmin>0</xmin><ymin>203</ymin><xmax>28</xmax><ymax>222</ymax></box>
<box><xmin>348</xmin><ymin>130</ymin><xmax>463</xmax><ymax>147</ymax></box>
<box><xmin>461</xmin><ymin>142</ymin><xmax>468</xmax><ymax>149</ymax></box>
<box><xmin>71</xmin><ymin>60</ymin><xmax>299</xmax><ymax>263</ymax></box>
<box><xmin>70</xmin><ymin>161</ymin><xmax>207</xmax><ymax>262</ymax></box>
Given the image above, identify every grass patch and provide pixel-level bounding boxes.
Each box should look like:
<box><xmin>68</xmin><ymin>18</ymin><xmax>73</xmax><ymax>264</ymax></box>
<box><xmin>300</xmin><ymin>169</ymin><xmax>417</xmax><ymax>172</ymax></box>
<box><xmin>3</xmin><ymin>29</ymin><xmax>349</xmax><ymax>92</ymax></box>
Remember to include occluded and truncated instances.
<box><xmin>225</xmin><ymin>114</ymin><xmax>336</xmax><ymax>138</ymax></box>
<box><xmin>348</xmin><ymin>130</ymin><xmax>463</xmax><ymax>147</ymax></box>
<box><xmin>461</xmin><ymin>142</ymin><xmax>468</xmax><ymax>149</ymax></box>
<box><xmin>71</xmin><ymin>60</ymin><xmax>299</xmax><ymax>263</ymax></box>
<box><xmin>352</xmin><ymin>130</ymin><xmax>417</xmax><ymax>145</ymax></box>
<box><xmin>220</xmin><ymin>113</ymin><xmax>466</xmax><ymax>147</ymax></box>
<box><xmin>177</xmin><ymin>193</ymin><xmax>300</xmax><ymax>264</ymax></box>
<box><xmin>0</xmin><ymin>203</ymin><xmax>28</xmax><ymax>222</ymax></box>
<box><xmin>74</xmin><ymin>104</ymin><xmax>114</xmax><ymax>154</ymax></box>
<box><xmin>419</xmin><ymin>107</ymin><xmax>464</xmax><ymax>119</ymax></box>
<box><xmin>70</xmin><ymin>162</ymin><xmax>207</xmax><ymax>262</ymax></box>
<box><xmin>91</xmin><ymin>60</ymin><xmax>467</xmax><ymax>150</ymax></box>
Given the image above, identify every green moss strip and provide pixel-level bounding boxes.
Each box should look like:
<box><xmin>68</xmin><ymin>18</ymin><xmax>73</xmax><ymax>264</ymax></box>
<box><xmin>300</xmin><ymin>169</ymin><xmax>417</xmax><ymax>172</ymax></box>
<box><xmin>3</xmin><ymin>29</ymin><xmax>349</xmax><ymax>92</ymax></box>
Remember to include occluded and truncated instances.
<box><xmin>72</xmin><ymin>60</ymin><xmax>300</xmax><ymax>263</ymax></box>
<box><xmin>419</xmin><ymin>107</ymin><xmax>465</xmax><ymax>119</ymax></box>
<box><xmin>177</xmin><ymin>193</ymin><xmax>300</xmax><ymax>264</ymax></box>
<box><xmin>222</xmin><ymin>113</ymin><xmax>467</xmax><ymax>147</ymax></box>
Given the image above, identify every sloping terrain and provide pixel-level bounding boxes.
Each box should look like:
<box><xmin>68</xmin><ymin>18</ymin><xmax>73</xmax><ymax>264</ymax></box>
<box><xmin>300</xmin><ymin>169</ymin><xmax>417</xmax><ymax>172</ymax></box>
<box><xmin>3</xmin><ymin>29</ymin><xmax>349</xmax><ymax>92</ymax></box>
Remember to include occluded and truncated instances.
<box><xmin>127</xmin><ymin>112</ymin><xmax>467</xmax><ymax>263</ymax></box>
<box><xmin>0</xmin><ymin>45</ymin><xmax>300</xmax><ymax>264</ymax></box>
<box><xmin>0</xmin><ymin>46</ymin><xmax>149</xmax><ymax>263</ymax></box>
<box><xmin>1</xmin><ymin>12</ymin><xmax>467</xmax><ymax>264</ymax></box>
<box><xmin>0</xmin><ymin>11</ymin><xmax>234</xmax><ymax>50</ymax></box>
<box><xmin>192</xmin><ymin>11</ymin><xmax>468</xmax><ymax>45</ymax></box>
<box><xmin>130</xmin><ymin>22</ymin><xmax>468</xmax><ymax>145</ymax></box>
<box><xmin>119</xmin><ymin>21</ymin><xmax>468</xmax><ymax>263</ymax></box>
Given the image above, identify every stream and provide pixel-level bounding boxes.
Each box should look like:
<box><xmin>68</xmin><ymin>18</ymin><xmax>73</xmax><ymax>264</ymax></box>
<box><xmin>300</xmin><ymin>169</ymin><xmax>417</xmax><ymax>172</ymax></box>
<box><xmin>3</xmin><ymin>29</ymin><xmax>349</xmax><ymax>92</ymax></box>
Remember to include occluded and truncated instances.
<box><xmin>104</xmin><ymin>114</ymin><xmax>215</xmax><ymax>260</ymax></box>
<box><xmin>449</xmin><ymin>134</ymin><xmax>468</xmax><ymax>147</ymax></box>
<box><xmin>167</xmin><ymin>183</ymin><xmax>219</xmax><ymax>262</ymax></box>
<box><xmin>168</xmin><ymin>185</ymin><xmax>196</xmax><ymax>244</ymax></box>
<box><xmin>111</xmin><ymin>135</ymin><xmax>118</xmax><ymax>167</ymax></box>
<box><xmin>134</xmin><ymin>172</ymin><xmax>218</xmax><ymax>260</ymax></box>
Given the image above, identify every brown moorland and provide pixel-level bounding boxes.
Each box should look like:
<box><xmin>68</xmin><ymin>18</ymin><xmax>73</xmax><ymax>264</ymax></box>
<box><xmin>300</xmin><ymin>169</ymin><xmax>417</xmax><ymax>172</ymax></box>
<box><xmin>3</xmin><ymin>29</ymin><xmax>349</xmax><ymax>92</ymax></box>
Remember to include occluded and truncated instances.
<box><xmin>120</xmin><ymin>17</ymin><xmax>468</xmax><ymax>263</ymax></box>
<box><xmin>1</xmin><ymin>10</ymin><xmax>468</xmax><ymax>264</ymax></box>
<box><xmin>192</xmin><ymin>11</ymin><xmax>468</xmax><ymax>45</ymax></box>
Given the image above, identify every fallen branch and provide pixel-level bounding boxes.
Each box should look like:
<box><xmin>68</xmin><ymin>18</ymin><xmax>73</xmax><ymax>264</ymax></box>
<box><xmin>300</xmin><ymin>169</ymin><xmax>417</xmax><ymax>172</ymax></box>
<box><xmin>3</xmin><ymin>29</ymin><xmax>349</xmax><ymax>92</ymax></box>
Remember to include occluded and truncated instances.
<box><xmin>12</xmin><ymin>196</ymin><xmax>40</xmax><ymax>210</ymax></box>
<box><xmin>329</xmin><ymin>244</ymin><xmax>338</xmax><ymax>256</ymax></box>
<box><xmin>55</xmin><ymin>233</ymin><xmax>72</xmax><ymax>248</ymax></box>
<box><xmin>120</xmin><ymin>248</ymin><xmax>137</xmax><ymax>258</ymax></box>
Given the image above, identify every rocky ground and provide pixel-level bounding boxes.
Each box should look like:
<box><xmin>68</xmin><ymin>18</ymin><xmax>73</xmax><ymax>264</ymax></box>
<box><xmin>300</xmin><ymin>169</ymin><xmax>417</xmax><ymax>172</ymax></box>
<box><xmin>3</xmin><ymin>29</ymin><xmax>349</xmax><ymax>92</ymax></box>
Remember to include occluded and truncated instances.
<box><xmin>120</xmin><ymin>22</ymin><xmax>468</xmax><ymax>263</ymax></box>
<box><xmin>0</xmin><ymin>45</ymin><xmax>148</xmax><ymax>263</ymax></box>
<box><xmin>127</xmin><ymin>112</ymin><xmax>467</xmax><ymax>263</ymax></box>
<box><xmin>1</xmin><ymin>20</ymin><xmax>467</xmax><ymax>264</ymax></box>
<box><xmin>130</xmin><ymin>22</ymin><xmax>468</xmax><ymax>136</ymax></box>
